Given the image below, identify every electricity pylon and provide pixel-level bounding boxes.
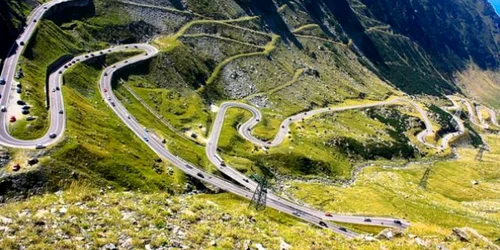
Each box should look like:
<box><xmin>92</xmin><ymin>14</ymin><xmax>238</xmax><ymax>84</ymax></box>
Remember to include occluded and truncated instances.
<box><xmin>249</xmin><ymin>174</ymin><xmax>268</xmax><ymax>211</ymax></box>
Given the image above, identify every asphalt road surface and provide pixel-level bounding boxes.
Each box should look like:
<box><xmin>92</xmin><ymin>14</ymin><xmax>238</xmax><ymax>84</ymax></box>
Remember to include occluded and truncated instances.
<box><xmin>0</xmin><ymin>0</ymin><xmax>74</xmax><ymax>148</ymax></box>
<box><xmin>2</xmin><ymin>0</ymin><xmax>498</xmax><ymax>238</ymax></box>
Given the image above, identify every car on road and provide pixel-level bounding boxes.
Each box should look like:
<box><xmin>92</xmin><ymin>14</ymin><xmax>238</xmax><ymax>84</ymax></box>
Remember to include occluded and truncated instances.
<box><xmin>104</xmin><ymin>72</ymin><xmax>108</xmax><ymax>76</ymax></box>
<box><xmin>52</xmin><ymin>88</ymin><xmax>56</xmax><ymax>92</ymax></box>
<box><xmin>185</xmin><ymin>164</ymin><xmax>193</xmax><ymax>169</ymax></box>
<box><xmin>124</xmin><ymin>60</ymin><xmax>128</xmax><ymax>63</ymax></box>
<box><xmin>58</xmin><ymin>109</ymin><xmax>63</xmax><ymax>114</ymax></box>
<box><xmin>339</xmin><ymin>227</ymin><xmax>348</xmax><ymax>232</ymax></box>
<box><xmin>104</xmin><ymin>88</ymin><xmax>108</xmax><ymax>92</ymax></box>
<box><xmin>127</xmin><ymin>115</ymin><xmax>130</xmax><ymax>119</ymax></box>
<box><xmin>318</xmin><ymin>221</ymin><xmax>328</xmax><ymax>228</ymax></box>
<box><xmin>243</xmin><ymin>178</ymin><xmax>249</xmax><ymax>183</ymax></box>
<box><xmin>324</xmin><ymin>213</ymin><xmax>332</xmax><ymax>217</ymax></box>
<box><xmin>19</xmin><ymin>41</ymin><xmax>25</xmax><ymax>46</ymax></box>
<box><xmin>394</xmin><ymin>220</ymin><xmax>402</xmax><ymax>225</ymax></box>
<box><xmin>364</xmin><ymin>218</ymin><xmax>372</xmax><ymax>222</ymax></box>
<box><xmin>59</xmin><ymin>70</ymin><xmax>62</xmax><ymax>74</ymax></box>
<box><xmin>0</xmin><ymin>77</ymin><xmax>5</xmax><ymax>85</ymax></box>
<box><xmin>292</xmin><ymin>211</ymin><xmax>301</xmax><ymax>217</ymax></box>
<box><xmin>56</xmin><ymin>86</ymin><xmax>60</xmax><ymax>91</ymax></box>
<box><xmin>33</xmin><ymin>19</ymin><xmax>37</xmax><ymax>22</ymax></box>
<box><xmin>49</xmin><ymin>133</ymin><xmax>57</xmax><ymax>139</ymax></box>
<box><xmin>110</xmin><ymin>102</ymin><xmax>115</xmax><ymax>107</ymax></box>
<box><xmin>144</xmin><ymin>127</ymin><xmax>148</xmax><ymax>132</ymax></box>
<box><xmin>35</xmin><ymin>144</ymin><xmax>45</xmax><ymax>149</ymax></box>
<box><xmin>197</xmin><ymin>172</ymin><xmax>204</xmax><ymax>178</ymax></box>
<box><xmin>143</xmin><ymin>136</ymin><xmax>149</xmax><ymax>142</ymax></box>
<box><xmin>134</xmin><ymin>45</ymin><xmax>138</xmax><ymax>48</ymax></box>
<box><xmin>107</xmin><ymin>96</ymin><xmax>111</xmax><ymax>100</ymax></box>
<box><xmin>1</xmin><ymin>106</ymin><xmax>6</xmax><ymax>112</ymax></box>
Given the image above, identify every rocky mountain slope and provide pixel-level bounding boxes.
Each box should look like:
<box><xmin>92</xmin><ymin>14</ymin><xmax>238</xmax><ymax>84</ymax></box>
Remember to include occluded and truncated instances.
<box><xmin>0</xmin><ymin>0</ymin><xmax>500</xmax><ymax>248</ymax></box>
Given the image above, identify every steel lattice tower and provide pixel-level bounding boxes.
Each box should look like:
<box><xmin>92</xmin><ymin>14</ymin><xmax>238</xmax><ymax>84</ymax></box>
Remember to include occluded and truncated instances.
<box><xmin>249</xmin><ymin>174</ymin><xmax>268</xmax><ymax>211</ymax></box>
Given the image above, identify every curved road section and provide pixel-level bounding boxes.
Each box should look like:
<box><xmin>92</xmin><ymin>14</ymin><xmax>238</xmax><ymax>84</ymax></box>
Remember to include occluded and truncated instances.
<box><xmin>0</xmin><ymin>0</ymin><xmax>391</xmax><ymax>237</ymax></box>
<box><xmin>0</xmin><ymin>0</ymin><xmax>74</xmax><ymax>148</ymax></box>
<box><xmin>4</xmin><ymin>0</ymin><xmax>498</xmax><ymax>238</ymax></box>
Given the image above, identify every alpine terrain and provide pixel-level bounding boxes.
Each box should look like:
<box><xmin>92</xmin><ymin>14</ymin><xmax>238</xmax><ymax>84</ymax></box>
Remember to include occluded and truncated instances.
<box><xmin>0</xmin><ymin>0</ymin><xmax>499</xmax><ymax>249</ymax></box>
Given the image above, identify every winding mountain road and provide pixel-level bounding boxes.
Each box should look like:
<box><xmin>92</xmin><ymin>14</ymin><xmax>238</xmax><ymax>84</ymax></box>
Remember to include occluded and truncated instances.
<box><xmin>1</xmin><ymin>0</ymin><xmax>498</xmax><ymax>238</ymax></box>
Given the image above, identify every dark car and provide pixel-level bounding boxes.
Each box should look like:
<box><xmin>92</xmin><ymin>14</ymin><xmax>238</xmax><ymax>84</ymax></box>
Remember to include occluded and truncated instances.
<box><xmin>19</xmin><ymin>41</ymin><xmax>25</xmax><ymax>46</ymax></box>
<box><xmin>22</xmin><ymin>110</ymin><xmax>30</xmax><ymax>115</ymax></box>
<box><xmin>35</xmin><ymin>144</ymin><xmax>45</xmax><ymax>149</ymax></box>
<box><xmin>22</xmin><ymin>105</ymin><xmax>30</xmax><ymax>110</ymax></box>
<box><xmin>197</xmin><ymin>172</ymin><xmax>204</xmax><ymax>178</ymax></box>
<box><xmin>394</xmin><ymin>220</ymin><xmax>402</xmax><ymax>225</ymax></box>
<box><xmin>364</xmin><ymin>218</ymin><xmax>372</xmax><ymax>222</ymax></box>
<box><xmin>339</xmin><ymin>227</ymin><xmax>348</xmax><ymax>232</ymax></box>
<box><xmin>49</xmin><ymin>133</ymin><xmax>57</xmax><ymax>139</ymax></box>
<box><xmin>318</xmin><ymin>221</ymin><xmax>328</xmax><ymax>228</ymax></box>
<box><xmin>17</xmin><ymin>100</ymin><xmax>25</xmax><ymax>105</ymax></box>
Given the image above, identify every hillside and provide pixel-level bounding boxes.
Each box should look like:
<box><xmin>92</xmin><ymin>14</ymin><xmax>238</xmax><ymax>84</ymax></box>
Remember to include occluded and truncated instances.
<box><xmin>0</xmin><ymin>0</ymin><xmax>499</xmax><ymax>248</ymax></box>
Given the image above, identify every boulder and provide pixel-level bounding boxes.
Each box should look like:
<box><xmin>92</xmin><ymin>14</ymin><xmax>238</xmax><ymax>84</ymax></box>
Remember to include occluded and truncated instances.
<box><xmin>255</xmin><ymin>243</ymin><xmax>266</xmax><ymax>250</ymax></box>
<box><xmin>451</xmin><ymin>228</ymin><xmax>470</xmax><ymax>242</ymax></box>
<box><xmin>376</xmin><ymin>229</ymin><xmax>394</xmax><ymax>240</ymax></box>
<box><xmin>280</xmin><ymin>239</ymin><xmax>291</xmax><ymax>250</ymax></box>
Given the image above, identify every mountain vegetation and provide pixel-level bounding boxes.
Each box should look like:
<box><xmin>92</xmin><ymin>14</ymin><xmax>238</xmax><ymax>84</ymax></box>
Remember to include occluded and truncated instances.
<box><xmin>0</xmin><ymin>0</ymin><xmax>499</xmax><ymax>248</ymax></box>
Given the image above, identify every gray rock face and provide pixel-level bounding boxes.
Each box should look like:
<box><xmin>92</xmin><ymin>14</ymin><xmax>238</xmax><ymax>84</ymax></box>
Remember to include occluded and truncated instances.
<box><xmin>119</xmin><ymin>2</ymin><xmax>192</xmax><ymax>34</ymax></box>
<box><xmin>247</xmin><ymin>94</ymin><xmax>271</xmax><ymax>108</ymax></box>
<box><xmin>222</xmin><ymin>65</ymin><xmax>256</xmax><ymax>99</ymax></box>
